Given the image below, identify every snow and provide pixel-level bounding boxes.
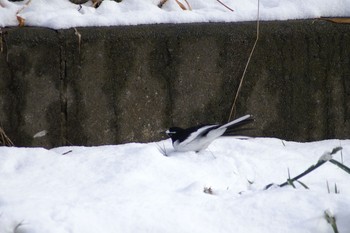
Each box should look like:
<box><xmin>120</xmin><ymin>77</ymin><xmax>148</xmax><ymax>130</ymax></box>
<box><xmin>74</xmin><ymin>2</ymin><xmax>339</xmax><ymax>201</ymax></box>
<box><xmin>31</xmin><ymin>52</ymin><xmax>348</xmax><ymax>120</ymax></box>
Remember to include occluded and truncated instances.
<box><xmin>0</xmin><ymin>137</ymin><xmax>349</xmax><ymax>233</ymax></box>
<box><xmin>1</xmin><ymin>1</ymin><xmax>350</xmax><ymax>232</ymax></box>
<box><xmin>0</xmin><ymin>0</ymin><xmax>349</xmax><ymax>29</ymax></box>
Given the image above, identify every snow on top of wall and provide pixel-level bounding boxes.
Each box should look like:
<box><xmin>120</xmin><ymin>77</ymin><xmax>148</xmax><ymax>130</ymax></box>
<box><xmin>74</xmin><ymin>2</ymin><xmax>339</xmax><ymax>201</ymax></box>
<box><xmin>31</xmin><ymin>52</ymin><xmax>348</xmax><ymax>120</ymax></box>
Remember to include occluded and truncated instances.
<box><xmin>0</xmin><ymin>0</ymin><xmax>349</xmax><ymax>29</ymax></box>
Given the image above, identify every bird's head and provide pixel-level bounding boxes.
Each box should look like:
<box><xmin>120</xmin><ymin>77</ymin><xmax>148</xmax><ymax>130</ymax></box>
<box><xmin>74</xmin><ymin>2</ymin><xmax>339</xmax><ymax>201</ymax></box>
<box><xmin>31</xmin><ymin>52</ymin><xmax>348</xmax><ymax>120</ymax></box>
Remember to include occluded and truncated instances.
<box><xmin>165</xmin><ymin>127</ymin><xmax>183</xmax><ymax>138</ymax></box>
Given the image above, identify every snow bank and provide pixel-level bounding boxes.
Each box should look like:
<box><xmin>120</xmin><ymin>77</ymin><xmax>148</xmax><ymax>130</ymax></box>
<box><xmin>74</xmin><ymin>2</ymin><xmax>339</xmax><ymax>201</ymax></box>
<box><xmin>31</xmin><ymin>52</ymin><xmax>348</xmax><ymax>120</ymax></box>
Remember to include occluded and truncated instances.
<box><xmin>0</xmin><ymin>138</ymin><xmax>349</xmax><ymax>232</ymax></box>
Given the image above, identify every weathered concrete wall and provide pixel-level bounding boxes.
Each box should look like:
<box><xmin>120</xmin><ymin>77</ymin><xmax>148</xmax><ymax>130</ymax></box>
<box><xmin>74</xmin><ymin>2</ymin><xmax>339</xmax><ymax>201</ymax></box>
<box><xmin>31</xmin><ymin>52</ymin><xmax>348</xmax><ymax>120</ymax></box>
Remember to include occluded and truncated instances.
<box><xmin>1</xmin><ymin>20</ymin><xmax>349</xmax><ymax>147</ymax></box>
<box><xmin>0</xmin><ymin>28</ymin><xmax>62</xmax><ymax>147</ymax></box>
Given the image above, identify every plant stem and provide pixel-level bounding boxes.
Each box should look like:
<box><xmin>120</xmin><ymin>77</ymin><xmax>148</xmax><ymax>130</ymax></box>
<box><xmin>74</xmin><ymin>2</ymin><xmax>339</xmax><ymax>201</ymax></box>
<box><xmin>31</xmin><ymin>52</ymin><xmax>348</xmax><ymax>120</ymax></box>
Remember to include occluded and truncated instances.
<box><xmin>279</xmin><ymin>160</ymin><xmax>327</xmax><ymax>187</ymax></box>
<box><xmin>324</xmin><ymin>210</ymin><xmax>339</xmax><ymax>233</ymax></box>
<box><xmin>228</xmin><ymin>0</ymin><xmax>259</xmax><ymax>121</ymax></box>
<box><xmin>329</xmin><ymin>159</ymin><xmax>350</xmax><ymax>174</ymax></box>
<box><xmin>216</xmin><ymin>0</ymin><xmax>234</xmax><ymax>12</ymax></box>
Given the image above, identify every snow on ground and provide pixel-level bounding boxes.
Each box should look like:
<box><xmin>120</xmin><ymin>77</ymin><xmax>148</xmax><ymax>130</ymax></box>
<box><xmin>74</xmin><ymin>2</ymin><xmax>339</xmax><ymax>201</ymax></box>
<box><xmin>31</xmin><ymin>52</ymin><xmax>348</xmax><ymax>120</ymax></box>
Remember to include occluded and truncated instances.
<box><xmin>0</xmin><ymin>0</ymin><xmax>349</xmax><ymax>29</ymax></box>
<box><xmin>0</xmin><ymin>137</ymin><xmax>349</xmax><ymax>233</ymax></box>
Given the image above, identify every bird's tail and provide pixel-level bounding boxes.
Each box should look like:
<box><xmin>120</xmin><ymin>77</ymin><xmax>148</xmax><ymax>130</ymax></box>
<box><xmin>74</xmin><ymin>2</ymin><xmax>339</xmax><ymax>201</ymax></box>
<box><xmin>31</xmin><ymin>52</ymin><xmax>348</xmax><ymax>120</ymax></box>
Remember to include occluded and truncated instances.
<box><xmin>220</xmin><ymin>115</ymin><xmax>254</xmax><ymax>136</ymax></box>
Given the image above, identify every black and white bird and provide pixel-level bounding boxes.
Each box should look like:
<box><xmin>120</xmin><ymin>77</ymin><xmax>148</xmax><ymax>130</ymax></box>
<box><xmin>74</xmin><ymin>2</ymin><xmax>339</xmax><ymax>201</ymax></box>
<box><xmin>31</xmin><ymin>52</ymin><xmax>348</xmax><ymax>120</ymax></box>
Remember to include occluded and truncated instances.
<box><xmin>166</xmin><ymin>114</ymin><xmax>254</xmax><ymax>152</ymax></box>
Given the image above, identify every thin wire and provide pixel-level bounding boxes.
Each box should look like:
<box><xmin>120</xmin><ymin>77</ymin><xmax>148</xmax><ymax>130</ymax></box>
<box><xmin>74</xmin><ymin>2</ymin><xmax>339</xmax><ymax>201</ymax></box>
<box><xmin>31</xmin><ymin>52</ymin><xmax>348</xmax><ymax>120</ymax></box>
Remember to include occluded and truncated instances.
<box><xmin>228</xmin><ymin>0</ymin><xmax>260</xmax><ymax>122</ymax></box>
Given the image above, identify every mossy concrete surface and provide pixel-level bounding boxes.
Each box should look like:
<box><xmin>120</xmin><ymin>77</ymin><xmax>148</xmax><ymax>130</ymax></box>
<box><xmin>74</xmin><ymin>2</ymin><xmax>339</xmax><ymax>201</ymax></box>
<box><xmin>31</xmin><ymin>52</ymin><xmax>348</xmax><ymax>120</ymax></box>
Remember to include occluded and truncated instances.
<box><xmin>1</xmin><ymin>20</ymin><xmax>349</xmax><ymax>147</ymax></box>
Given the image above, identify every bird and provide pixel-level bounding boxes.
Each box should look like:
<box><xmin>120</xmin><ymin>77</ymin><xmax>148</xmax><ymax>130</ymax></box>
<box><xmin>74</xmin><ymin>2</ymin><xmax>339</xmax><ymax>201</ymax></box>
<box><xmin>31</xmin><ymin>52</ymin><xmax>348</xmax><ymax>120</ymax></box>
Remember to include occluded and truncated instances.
<box><xmin>166</xmin><ymin>114</ymin><xmax>254</xmax><ymax>152</ymax></box>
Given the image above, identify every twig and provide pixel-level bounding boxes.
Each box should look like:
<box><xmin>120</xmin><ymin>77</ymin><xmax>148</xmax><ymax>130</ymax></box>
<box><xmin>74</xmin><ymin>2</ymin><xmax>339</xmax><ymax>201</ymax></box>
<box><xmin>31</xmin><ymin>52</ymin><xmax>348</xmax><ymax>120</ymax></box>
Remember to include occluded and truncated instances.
<box><xmin>320</xmin><ymin>17</ymin><xmax>350</xmax><ymax>24</ymax></box>
<box><xmin>296</xmin><ymin>180</ymin><xmax>309</xmax><ymax>189</ymax></box>
<box><xmin>0</xmin><ymin>127</ymin><xmax>14</xmax><ymax>146</ymax></box>
<box><xmin>183</xmin><ymin>0</ymin><xmax>192</xmax><ymax>10</ymax></box>
<box><xmin>216</xmin><ymin>0</ymin><xmax>234</xmax><ymax>12</ymax></box>
<box><xmin>282</xmin><ymin>160</ymin><xmax>327</xmax><ymax>187</ymax></box>
<box><xmin>62</xmin><ymin>150</ymin><xmax>73</xmax><ymax>155</ymax></box>
<box><xmin>92</xmin><ymin>0</ymin><xmax>102</xmax><ymax>8</ymax></box>
<box><xmin>158</xmin><ymin>0</ymin><xmax>168</xmax><ymax>8</ymax></box>
<box><xmin>74</xmin><ymin>28</ymin><xmax>82</xmax><ymax>53</ymax></box>
<box><xmin>339</xmin><ymin>141</ymin><xmax>343</xmax><ymax>164</ymax></box>
<box><xmin>334</xmin><ymin>183</ymin><xmax>339</xmax><ymax>194</ymax></box>
<box><xmin>329</xmin><ymin>159</ymin><xmax>350</xmax><ymax>174</ymax></box>
<box><xmin>17</xmin><ymin>0</ymin><xmax>32</xmax><ymax>13</ymax></box>
<box><xmin>265</xmin><ymin>159</ymin><xmax>327</xmax><ymax>189</ymax></box>
<box><xmin>175</xmin><ymin>0</ymin><xmax>187</xmax><ymax>10</ymax></box>
<box><xmin>281</xmin><ymin>140</ymin><xmax>286</xmax><ymax>146</ymax></box>
<box><xmin>326</xmin><ymin>180</ymin><xmax>330</xmax><ymax>193</ymax></box>
<box><xmin>16</xmin><ymin>0</ymin><xmax>32</xmax><ymax>27</ymax></box>
<box><xmin>265</xmin><ymin>147</ymin><xmax>342</xmax><ymax>189</ymax></box>
<box><xmin>156</xmin><ymin>142</ymin><xmax>169</xmax><ymax>156</ymax></box>
<box><xmin>228</xmin><ymin>0</ymin><xmax>260</xmax><ymax>121</ymax></box>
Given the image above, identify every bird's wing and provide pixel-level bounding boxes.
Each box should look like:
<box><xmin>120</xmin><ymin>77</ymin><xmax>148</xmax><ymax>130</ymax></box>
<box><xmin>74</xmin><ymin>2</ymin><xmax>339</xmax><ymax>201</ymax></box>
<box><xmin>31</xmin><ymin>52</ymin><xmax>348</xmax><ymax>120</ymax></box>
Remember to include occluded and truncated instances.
<box><xmin>180</xmin><ymin>115</ymin><xmax>252</xmax><ymax>146</ymax></box>
<box><xmin>206</xmin><ymin>127</ymin><xmax>227</xmax><ymax>141</ymax></box>
<box><xmin>179</xmin><ymin>125</ymin><xmax>218</xmax><ymax>146</ymax></box>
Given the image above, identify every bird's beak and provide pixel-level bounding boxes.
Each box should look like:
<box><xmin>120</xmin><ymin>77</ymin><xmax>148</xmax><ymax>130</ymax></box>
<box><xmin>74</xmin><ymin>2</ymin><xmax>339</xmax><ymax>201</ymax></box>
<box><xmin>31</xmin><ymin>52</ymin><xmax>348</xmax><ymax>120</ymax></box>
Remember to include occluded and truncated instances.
<box><xmin>159</xmin><ymin>129</ymin><xmax>169</xmax><ymax>136</ymax></box>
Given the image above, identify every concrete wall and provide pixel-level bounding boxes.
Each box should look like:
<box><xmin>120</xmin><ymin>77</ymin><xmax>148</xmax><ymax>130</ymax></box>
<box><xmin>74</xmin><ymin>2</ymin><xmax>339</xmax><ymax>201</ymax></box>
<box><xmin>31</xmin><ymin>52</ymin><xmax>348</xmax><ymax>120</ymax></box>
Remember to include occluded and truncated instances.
<box><xmin>1</xmin><ymin>20</ymin><xmax>349</xmax><ymax>147</ymax></box>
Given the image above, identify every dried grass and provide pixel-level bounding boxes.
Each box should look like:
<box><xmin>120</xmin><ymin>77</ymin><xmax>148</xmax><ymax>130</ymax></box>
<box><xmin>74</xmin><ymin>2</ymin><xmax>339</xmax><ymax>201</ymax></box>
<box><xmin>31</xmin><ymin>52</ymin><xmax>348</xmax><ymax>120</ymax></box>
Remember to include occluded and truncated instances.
<box><xmin>0</xmin><ymin>127</ymin><xmax>14</xmax><ymax>146</ymax></box>
<box><xmin>228</xmin><ymin>0</ymin><xmax>260</xmax><ymax>121</ymax></box>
